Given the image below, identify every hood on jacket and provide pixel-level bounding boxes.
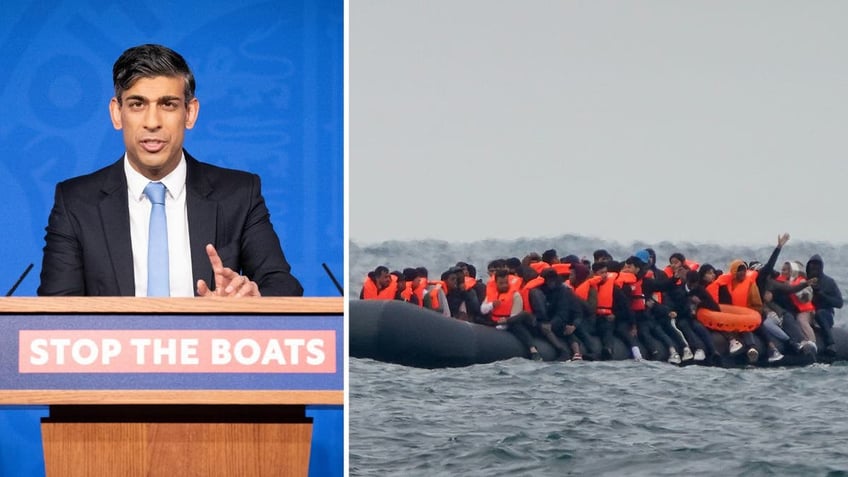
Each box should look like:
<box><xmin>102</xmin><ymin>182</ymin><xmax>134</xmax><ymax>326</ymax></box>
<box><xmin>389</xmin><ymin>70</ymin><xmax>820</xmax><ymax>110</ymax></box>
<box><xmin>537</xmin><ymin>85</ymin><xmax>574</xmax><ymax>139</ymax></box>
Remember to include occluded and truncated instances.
<box><xmin>790</xmin><ymin>261</ymin><xmax>805</xmax><ymax>280</ymax></box>
<box><xmin>729</xmin><ymin>259</ymin><xmax>746</xmax><ymax>275</ymax></box>
<box><xmin>806</xmin><ymin>254</ymin><xmax>824</xmax><ymax>278</ymax></box>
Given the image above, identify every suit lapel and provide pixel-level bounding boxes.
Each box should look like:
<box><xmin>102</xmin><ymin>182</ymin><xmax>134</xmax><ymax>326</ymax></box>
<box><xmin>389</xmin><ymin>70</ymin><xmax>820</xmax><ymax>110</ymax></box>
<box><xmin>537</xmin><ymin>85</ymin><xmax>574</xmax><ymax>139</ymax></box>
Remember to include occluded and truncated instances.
<box><xmin>99</xmin><ymin>159</ymin><xmax>135</xmax><ymax>296</ymax></box>
<box><xmin>185</xmin><ymin>154</ymin><xmax>217</xmax><ymax>290</ymax></box>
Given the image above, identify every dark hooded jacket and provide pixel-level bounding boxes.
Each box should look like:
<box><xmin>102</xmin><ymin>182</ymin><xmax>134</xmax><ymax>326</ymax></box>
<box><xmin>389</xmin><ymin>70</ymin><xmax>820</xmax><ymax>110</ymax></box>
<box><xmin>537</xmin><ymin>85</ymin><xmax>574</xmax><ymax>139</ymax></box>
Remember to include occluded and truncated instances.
<box><xmin>806</xmin><ymin>254</ymin><xmax>843</xmax><ymax>311</ymax></box>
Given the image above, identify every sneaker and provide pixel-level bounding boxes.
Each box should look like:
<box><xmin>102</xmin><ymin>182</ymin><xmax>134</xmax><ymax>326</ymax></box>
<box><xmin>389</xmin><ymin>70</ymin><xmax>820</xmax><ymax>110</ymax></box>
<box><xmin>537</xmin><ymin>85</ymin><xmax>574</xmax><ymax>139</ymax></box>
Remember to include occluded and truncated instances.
<box><xmin>729</xmin><ymin>339</ymin><xmax>743</xmax><ymax>355</ymax></box>
<box><xmin>631</xmin><ymin>346</ymin><xmax>643</xmax><ymax>361</ymax></box>
<box><xmin>668</xmin><ymin>352</ymin><xmax>682</xmax><ymax>365</ymax></box>
<box><xmin>693</xmin><ymin>349</ymin><xmax>706</xmax><ymax>361</ymax></box>
<box><xmin>768</xmin><ymin>348</ymin><xmax>784</xmax><ymax>363</ymax></box>
<box><xmin>800</xmin><ymin>340</ymin><xmax>818</xmax><ymax>355</ymax></box>
<box><xmin>746</xmin><ymin>347</ymin><xmax>759</xmax><ymax>364</ymax></box>
<box><xmin>571</xmin><ymin>352</ymin><xmax>583</xmax><ymax>361</ymax></box>
<box><xmin>531</xmin><ymin>351</ymin><xmax>543</xmax><ymax>361</ymax></box>
<box><xmin>682</xmin><ymin>347</ymin><xmax>694</xmax><ymax>361</ymax></box>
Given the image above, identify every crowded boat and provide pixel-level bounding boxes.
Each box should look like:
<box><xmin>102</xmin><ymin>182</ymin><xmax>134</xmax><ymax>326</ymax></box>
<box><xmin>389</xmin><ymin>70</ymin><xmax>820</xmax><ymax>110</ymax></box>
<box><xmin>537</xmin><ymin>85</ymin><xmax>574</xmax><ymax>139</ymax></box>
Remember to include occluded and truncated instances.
<box><xmin>355</xmin><ymin>234</ymin><xmax>845</xmax><ymax>367</ymax></box>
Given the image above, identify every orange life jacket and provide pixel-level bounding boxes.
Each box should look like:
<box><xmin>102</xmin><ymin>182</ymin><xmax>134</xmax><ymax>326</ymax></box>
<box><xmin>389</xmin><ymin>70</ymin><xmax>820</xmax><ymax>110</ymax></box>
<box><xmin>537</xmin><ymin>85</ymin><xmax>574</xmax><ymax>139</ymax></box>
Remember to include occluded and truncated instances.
<box><xmin>663</xmin><ymin>260</ymin><xmax>700</xmax><ymax>278</ymax></box>
<box><xmin>572</xmin><ymin>275</ymin><xmax>601</xmax><ymax>302</ymax></box>
<box><xmin>489</xmin><ymin>290</ymin><xmax>517</xmax><ymax>320</ymax></box>
<box><xmin>400</xmin><ymin>282</ymin><xmax>414</xmax><ymax>302</ymax></box>
<box><xmin>552</xmin><ymin>263</ymin><xmax>571</xmax><ymax>276</ymax></box>
<box><xmin>529</xmin><ymin>262</ymin><xmax>550</xmax><ymax>273</ymax></box>
<box><xmin>519</xmin><ymin>276</ymin><xmax>545</xmax><ymax>313</ymax></box>
<box><xmin>596</xmin><ymin>273</ymin><xmax>617</xmax><ymax>316</ymax></box>
<box><xmin>361</xmin><ymin>274</ymin><xmax>398</xmax><ymax>300</ymax></box>
<box><xmin>724</xmin><ymin>272</ymin><xmax>758</xmax><ymax>308</ymax></box>
<box><xmin>616</xmin><ymin>272</ymin><xmax>645</xmax><ymax>311</ymax></box>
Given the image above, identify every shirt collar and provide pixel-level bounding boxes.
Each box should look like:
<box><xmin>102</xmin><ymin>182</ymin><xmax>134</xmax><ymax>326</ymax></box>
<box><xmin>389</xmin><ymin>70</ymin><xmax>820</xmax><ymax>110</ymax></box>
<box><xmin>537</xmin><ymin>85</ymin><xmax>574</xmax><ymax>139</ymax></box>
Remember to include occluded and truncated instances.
<box><xmin>124</xmin><ymin>153</ymin><xmax>187</xmax><ymax>202</ymax></box>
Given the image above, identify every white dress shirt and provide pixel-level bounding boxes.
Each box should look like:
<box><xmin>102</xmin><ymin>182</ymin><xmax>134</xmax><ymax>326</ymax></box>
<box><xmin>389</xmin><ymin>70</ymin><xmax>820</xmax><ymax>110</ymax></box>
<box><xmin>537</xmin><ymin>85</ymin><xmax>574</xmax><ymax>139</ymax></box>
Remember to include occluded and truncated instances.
<box><xmin>125</xmin><ymin>154</ymin><xmax>195</xmax><ymax>297</ymax></box>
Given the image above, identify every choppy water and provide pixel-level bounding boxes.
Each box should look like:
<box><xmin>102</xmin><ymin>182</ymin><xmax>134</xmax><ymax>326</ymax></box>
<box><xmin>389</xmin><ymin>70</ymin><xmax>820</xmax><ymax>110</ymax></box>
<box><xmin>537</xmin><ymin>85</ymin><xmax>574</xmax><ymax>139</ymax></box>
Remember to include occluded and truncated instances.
<box><xmin>350</xmin><ymin>358</ymin><xmax>848</xmax><ymax>476</ymax></box>
<box><xmin>350</xmin><ymin>236</ymin><xmax>848</xmax><ymax>476</ymax></box>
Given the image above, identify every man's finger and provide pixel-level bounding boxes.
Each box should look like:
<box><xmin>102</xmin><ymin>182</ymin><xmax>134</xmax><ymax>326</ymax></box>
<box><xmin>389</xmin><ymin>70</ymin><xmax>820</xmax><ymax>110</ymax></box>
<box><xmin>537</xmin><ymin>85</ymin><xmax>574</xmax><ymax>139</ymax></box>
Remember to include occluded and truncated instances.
<box><xmin>206</xmin><ymin>244</ymin><xmax>224</xmax><ymax>271</ymax></box>
<box><xmin>196</xmin><ymin>279</ymin><xmax>213</xmax><ymax>297</ymax></box>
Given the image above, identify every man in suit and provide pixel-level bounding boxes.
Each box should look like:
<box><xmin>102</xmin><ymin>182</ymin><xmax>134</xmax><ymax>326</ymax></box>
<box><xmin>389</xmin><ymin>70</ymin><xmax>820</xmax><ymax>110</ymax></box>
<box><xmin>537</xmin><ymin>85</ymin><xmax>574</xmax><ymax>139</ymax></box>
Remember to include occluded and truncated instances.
<box><xmin>38</xmin><ymin>44</ymin><xmax>303</xmax><ymax>297</ymax></box>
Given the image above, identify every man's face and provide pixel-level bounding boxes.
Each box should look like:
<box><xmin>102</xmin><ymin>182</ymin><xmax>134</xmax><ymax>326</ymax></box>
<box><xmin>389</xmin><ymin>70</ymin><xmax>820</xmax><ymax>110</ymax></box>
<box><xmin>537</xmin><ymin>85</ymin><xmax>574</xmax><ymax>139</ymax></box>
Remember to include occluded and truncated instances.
<box><xmin>622</xmin><ymin>262</ymin><xmax>637</xmax><ymax>274</ymax></box>
<box><xmin>445</xmin><ymin>274</ymin><xmax>458</xmax><ymax>290</ymax></box>
<box><xmin>495</xmin><ymin>276</ymin><xmax>510</xmax><ymax>294</ymax></box>
<box><xmin>669</xmin><ymin>257</ymin><xmax>683</xmax><ymax>271</ymax></box>
<box><xmin>376</xmin><ymin>271</ymin><xmax>391</xmax><ymax>288</ymax></box>
<box><xmin>110</xmin><ymin>75</ymin><xmax>199</xmax><ymax>180</ymax></box>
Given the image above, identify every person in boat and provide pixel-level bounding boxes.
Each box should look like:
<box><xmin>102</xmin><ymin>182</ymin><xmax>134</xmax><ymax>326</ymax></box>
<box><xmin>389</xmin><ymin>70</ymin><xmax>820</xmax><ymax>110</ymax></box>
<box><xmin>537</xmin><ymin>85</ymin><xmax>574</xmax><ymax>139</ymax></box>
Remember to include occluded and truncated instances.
<box><xmin>480</xmin><ymin>269</ymin><xmax>542</xmax><ymax>361</ymax></box>
<box><xmin>716</xmin><ymin>260</ymin><xmax>763</xmax><ymax>364</ymax></box>
<box><xmin>646</xmin><ymin>264</ymin><xmax>702</xmax><ymax>364</ymax></box>
<box><xmin>620</xmin><ymin>251</ymin><xmax>679</xmax><ymax>363</ymax></box>
<box><xmin>750</xmin><ymin>233</ymin><xmax>812</xmax><ymax>357</ymax></box>
<box><xmin>542</xmin><ymin>249</ymin><xmax>560</xmax><ymax>265</ymax></box>
<box><xmin>642</xmin><ymin>250</ymin><xmax>695</xmax><ymax>363</ymax></box>
<box><xmin>442</xmin><ymin>267</ymin><xmax>482</xmax><ymax>322</ymax></box>
<box><xmin>360</xmin><ymin>265</ymin><xmax>399</xmax><ymax>300</ymax></box>
<box><xmin>771</xmin><ymin>261</ymin><xmax>818</xmax><ymax>352</ymax></box>
<box><xmin>537</xmin><ymin>268</ymin><xmax>594</xmax><ymax>360</ymax></box>
<box><xmin>593</xmin><ymin>249</ymin><xmax>613</xmax><ymax>264</ymax></box>
<box><xmin>399</xmin><ymin>268</ymin><xmax>417</xmax><ymax>302</ymax></box>
<box><xmin>600</xmin><ymin>260</ymin><xmax>644</xmax><ymax>360</ymax></box>
<box><xmin>466</xmin><ymin>263</ymin><xmax>488</xmax><ymax>304</ymax></box>
<box><xmin>678</xmin><ymin>269</ymin><xmax>721</xmax><ymax>364</ymax></box>
<box><xmin>806</xmin><ymin>253</ymin><xmax>844</xmax><ymax>357</ymax></box>
<box><xmin>415</xmin><ymin>267</ymin><xmax>451</xmax><ymax>317</ymax></box>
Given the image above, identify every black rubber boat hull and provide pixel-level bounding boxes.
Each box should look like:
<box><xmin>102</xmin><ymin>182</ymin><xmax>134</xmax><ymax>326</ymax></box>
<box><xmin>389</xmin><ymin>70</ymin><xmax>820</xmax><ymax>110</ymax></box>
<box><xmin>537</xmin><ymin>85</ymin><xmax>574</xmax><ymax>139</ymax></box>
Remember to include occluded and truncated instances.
<box><xmin>351</xmin><ymin>300</ymin><xmax>847</xmax><ymax>368</ymax></box>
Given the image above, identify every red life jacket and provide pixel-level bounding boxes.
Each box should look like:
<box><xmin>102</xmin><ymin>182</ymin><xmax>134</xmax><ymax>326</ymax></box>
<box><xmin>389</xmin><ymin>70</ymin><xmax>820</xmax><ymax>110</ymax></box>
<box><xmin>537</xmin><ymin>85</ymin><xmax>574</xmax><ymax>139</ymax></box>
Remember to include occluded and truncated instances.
<box><xmin>776</xmin><ymin>275</ymin><xmax>816</xmax><ymax>312</ymax></box>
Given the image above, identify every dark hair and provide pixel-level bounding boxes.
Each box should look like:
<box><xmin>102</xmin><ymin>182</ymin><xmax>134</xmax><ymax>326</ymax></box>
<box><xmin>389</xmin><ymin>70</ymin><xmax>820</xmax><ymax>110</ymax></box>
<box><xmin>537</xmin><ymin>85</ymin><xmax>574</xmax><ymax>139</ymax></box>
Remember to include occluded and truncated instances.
<box><xmin>698</xmin><ymin>263</ymin><xmax>716</xmax><ymax>283</ymax></box>
<box><xmin>593</xmin><ymin>249</ymin><xmax>610</xmax><ymax>260</ymax></box>
<box><xmin>415</xmin><ymin>266</ymin><xmax>429</xmax><ymax>278</ymax></box>
<box><xmin>606</xmin><ymin>260</ymin><xmax>622</xmax><ymax>273</ymax></box>
<box><xmin>542</xmin><ymin>249</ymin><xmax>558</xmax><ymax>263</ymax></box>
<box><xmin>402</xmin><ymin>267</ymin><xmax>418</xmax><ymax>281</ymax></box>
<box><xmin>506</xmin><ymin>257</ymin><xmax>522</xmax><ymax>270</ymax></box>
<box><xmin>487</xmin><ymin>259</ymin><xmax>506</xmax><ymax>270</ymax></box>
<box><xmin>113</xmin><ymin>44</ymin><xmax>195</xmax><ymax>105</ymax></box>
<box><xmin>670</xmin><ymin>252</ymin><xmax>686</xmax><ymax>263</ymax></box>
<box><xmin>494</xmin><ymin>269</ymin><xmax>509</xmax><ymax>280</ymax></box>
<box><xmin>374</xmin><ymin>265</ymin><xmax>389</xmax><ymax>275</ymax></box>
<box><xmin>466</xmin><ymin>264</ymin><xmax>477</xmax><ymax>278</ymax></box>
<box><xmin>591</xmin><ymin>262</ymin><xmax>607</xmax><ymax>272</ymax></box>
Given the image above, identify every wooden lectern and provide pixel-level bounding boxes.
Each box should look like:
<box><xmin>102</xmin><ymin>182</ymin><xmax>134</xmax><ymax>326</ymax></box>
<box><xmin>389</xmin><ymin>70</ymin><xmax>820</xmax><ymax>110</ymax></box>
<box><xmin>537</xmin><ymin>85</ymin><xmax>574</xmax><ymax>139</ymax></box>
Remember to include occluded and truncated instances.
<box><xmin>0</xmin><ymin>297</ymin><xmax>344</xmax><ymax>477</ymax></box>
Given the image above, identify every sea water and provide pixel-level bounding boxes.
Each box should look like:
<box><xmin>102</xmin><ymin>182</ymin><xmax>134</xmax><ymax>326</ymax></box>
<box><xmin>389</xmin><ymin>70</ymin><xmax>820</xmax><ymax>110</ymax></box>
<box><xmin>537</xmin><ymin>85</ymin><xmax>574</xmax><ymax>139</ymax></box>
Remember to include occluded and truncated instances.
<box><xmin>349</xmin><ymin>237</ymin><xmax>848</xmax><ymax>476</ymax></box>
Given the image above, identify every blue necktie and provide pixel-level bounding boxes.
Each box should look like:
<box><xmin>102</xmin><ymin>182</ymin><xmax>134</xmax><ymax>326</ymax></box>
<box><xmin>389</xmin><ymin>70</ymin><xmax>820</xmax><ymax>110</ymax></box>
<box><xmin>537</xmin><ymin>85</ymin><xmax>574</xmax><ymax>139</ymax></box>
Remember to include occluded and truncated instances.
<box><xmin>143</xmin><ymin>182</ymin><xmax>169</xmax><ymax>296</ymax></box>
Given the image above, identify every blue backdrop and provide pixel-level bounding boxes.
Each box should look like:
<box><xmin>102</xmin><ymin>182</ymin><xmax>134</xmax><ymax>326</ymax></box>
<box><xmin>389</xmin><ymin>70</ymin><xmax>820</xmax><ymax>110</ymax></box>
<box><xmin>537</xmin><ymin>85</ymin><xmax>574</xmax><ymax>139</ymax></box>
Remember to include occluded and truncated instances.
<box><xmin>0</xmin><ymin>1</ymin><xmax>343</xmax><ymax>476</ymax></box>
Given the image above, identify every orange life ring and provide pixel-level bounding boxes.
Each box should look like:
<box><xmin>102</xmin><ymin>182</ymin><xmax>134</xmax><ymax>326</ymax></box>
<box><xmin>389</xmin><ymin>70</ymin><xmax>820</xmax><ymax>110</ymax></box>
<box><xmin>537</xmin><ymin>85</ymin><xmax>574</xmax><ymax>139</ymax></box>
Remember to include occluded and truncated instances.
<box><xmin>696</xmin><ymin>304</ymin><xmax>761</xmax><ymax>332</ymax></box>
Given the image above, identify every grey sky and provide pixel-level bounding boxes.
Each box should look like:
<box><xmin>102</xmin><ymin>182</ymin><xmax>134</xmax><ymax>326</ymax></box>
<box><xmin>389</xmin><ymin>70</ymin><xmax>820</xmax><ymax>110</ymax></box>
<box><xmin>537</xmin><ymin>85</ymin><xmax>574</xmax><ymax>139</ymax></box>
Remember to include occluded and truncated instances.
<box><xmin>351</xmin><ymin>1</ymin><xmax>848</xmax><ymax>247</ymax></box>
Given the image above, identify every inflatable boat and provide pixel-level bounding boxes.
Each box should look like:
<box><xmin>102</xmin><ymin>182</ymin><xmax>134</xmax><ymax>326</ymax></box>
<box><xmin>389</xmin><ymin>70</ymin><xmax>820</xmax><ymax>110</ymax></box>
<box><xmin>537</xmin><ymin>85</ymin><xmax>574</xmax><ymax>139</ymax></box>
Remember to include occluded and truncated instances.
<box><xmin>350</xmin><ymin>300</ymin><xmax>848</xmax><ymax>368</ymax></box>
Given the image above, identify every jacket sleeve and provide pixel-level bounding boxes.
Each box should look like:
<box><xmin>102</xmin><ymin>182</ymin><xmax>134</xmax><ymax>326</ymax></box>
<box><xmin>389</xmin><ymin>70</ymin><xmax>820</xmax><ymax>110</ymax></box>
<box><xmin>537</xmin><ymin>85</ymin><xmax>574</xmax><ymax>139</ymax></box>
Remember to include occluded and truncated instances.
<box><xmin>38</xmin><ymin>184</ymin><xmax>86</xmax><ymax>296</ymax></box>
<box><xmin>814</xmin><ymin>276</ymin><xmax>844</xmax><ymax>309</ymax></box>
<box><xmin>238</xmin><ymin>175</ymin><xmax>304</xmax><ymax>296</ymax></box>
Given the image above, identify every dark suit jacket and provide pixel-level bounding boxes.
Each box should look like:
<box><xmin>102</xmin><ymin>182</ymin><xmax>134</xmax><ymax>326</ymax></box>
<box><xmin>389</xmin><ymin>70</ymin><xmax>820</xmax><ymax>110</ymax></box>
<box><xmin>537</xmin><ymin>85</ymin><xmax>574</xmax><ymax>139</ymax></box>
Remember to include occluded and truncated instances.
<box><xmin>37</xmin><ymin>152</ymin><xmax>303</xmax><ymax>296</ymax></box>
